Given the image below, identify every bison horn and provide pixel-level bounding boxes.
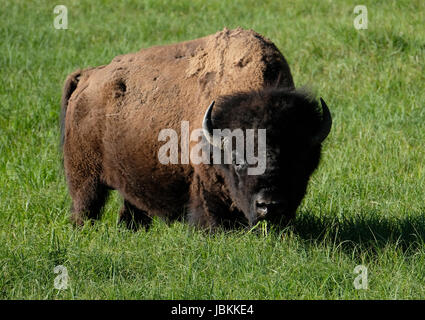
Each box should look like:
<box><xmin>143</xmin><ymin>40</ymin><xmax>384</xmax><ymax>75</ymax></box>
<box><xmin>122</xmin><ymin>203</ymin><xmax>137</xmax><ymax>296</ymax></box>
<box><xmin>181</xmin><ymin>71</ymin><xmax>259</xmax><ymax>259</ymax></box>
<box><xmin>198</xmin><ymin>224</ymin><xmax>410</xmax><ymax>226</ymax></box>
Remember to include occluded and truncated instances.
<box><xmin>202</xmin><ymin>100</ymin><xmax>223</xmax><ymax>149</ymax></box>
<box><xmin>311</xmin><ymin>98</ymin><xmax>332</xmax><ymax>145</ymax></box>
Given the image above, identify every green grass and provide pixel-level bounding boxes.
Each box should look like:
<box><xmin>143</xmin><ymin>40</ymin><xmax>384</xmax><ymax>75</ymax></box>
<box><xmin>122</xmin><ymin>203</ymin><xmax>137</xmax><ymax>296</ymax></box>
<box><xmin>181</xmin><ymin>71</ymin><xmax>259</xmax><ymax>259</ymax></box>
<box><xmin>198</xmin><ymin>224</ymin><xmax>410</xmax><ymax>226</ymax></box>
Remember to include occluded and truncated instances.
<box><xmin>1</xmin><ymin>0</ymin><xmax>425</xmax><ymax>299</ymax></box>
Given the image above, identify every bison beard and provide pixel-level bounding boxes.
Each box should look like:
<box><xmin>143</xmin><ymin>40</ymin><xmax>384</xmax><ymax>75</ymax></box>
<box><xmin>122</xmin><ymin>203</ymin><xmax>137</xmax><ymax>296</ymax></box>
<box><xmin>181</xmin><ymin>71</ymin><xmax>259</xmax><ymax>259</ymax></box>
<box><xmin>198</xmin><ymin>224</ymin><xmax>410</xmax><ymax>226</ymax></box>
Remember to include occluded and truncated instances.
<box><xmin>60</xmin><ymin>28</ymin><xmax>332</xmax><ymax>230</ymax></box>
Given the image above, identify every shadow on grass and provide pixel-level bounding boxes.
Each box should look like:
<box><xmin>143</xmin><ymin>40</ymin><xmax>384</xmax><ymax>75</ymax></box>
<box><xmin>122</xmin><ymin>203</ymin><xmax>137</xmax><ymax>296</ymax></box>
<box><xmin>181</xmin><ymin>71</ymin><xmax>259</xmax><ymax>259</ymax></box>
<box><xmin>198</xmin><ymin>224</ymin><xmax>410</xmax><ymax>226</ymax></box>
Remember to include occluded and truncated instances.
<box><xmin>291</xmin><ymin>211</ymin><xmax>425</xmax><ymax>253</ymax></box>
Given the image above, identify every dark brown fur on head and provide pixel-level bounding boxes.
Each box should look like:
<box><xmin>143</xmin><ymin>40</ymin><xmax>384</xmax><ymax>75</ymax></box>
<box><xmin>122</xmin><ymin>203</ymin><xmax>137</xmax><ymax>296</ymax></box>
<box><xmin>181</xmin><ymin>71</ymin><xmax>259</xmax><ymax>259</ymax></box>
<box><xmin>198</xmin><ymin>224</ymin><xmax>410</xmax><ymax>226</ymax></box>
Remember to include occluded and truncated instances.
<box><xmin>188</xmin><ymin>88</ymin><xmax>325</xmax><ymax>227</ymax></box>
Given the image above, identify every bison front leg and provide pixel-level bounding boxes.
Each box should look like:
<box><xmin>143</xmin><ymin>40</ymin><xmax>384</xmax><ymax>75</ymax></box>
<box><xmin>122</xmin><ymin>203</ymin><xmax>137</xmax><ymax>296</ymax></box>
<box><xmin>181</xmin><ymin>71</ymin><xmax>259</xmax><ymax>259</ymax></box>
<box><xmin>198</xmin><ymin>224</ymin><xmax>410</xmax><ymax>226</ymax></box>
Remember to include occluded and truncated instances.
<box><xmin>119</xmin><ymin>200</ymin><xmax>152</xmax><ymax>230</ymax></box>
<box><xmin>186</xmin><ymin>175</ymin><xmax>220</xmax><ymax>230</ymax></box>
<box><xmin>187</xmin><ymin>199</ymin><xmax>217</xmax><ymax>230</ymax></box>
<box><xmin>187</xmin><ymin>174</ymin><xmax>246</xmax><ymax>230</ymax></box>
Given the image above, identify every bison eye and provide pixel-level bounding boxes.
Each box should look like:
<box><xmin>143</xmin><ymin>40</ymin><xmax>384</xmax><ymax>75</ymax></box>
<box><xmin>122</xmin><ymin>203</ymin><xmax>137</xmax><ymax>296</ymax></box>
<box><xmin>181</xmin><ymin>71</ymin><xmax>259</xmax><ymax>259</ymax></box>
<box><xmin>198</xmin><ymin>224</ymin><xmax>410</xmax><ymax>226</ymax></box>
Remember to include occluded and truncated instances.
<box><xmin>234</xmin><ymin>161</ymin><xmax>248</xmax><ymax>174</ymax></box>
<box><xmin>232</xmin><ymin>151</ymin><xmax>247</xmax><ymax>174</ymax></box>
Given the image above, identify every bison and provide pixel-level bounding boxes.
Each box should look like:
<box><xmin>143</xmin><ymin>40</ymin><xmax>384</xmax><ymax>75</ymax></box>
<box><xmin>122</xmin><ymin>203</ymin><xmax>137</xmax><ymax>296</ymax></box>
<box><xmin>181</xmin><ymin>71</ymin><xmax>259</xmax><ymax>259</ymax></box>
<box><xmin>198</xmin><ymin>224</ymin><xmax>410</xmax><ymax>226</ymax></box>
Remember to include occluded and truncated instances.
<box><xmin>60</xmin><ymin>28</ymin><xmax>331</xmax><ymax>230</ymax></box>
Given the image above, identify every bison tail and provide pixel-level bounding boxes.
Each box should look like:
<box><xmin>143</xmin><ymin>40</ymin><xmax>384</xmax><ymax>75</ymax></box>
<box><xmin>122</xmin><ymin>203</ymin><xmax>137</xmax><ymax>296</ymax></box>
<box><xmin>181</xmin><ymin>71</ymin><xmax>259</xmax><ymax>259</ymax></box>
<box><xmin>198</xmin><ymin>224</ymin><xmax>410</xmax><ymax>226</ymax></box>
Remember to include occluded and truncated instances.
<box><xmin>60</xmin><ymin>69</ymin><xmax>81</xmax><ymax>148</ymax></box>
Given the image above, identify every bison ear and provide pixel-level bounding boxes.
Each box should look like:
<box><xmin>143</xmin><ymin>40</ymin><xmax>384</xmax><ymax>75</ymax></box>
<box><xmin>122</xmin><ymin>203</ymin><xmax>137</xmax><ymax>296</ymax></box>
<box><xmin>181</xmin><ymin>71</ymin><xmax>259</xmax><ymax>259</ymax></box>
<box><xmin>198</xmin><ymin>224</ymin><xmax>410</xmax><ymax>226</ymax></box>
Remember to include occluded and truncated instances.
<box><xmin>311</xmin><ymin>98</ymin><xmax>332</xmax><ymax>145</ymax></box>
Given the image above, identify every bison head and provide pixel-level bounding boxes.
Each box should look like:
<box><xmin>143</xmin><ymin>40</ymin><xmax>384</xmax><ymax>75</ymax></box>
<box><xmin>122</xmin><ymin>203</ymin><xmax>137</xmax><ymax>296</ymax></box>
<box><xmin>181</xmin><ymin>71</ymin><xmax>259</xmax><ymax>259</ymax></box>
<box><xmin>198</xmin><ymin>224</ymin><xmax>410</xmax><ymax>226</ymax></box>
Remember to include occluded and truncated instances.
<box><xmin>202</xmin><ymin>88</ymin><xmax>331</xmax><ymax>226</ymax></box>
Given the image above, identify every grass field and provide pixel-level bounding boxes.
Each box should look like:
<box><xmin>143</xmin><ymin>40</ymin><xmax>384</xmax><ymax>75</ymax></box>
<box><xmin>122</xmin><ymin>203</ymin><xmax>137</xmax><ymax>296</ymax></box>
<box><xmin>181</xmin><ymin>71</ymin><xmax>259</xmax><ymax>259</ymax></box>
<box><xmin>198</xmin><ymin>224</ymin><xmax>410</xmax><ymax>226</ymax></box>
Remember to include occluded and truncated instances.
<box><xmin>1</xmin><ymin>0</ymin><xmax>425</xmax><ymax>299</ymax></box>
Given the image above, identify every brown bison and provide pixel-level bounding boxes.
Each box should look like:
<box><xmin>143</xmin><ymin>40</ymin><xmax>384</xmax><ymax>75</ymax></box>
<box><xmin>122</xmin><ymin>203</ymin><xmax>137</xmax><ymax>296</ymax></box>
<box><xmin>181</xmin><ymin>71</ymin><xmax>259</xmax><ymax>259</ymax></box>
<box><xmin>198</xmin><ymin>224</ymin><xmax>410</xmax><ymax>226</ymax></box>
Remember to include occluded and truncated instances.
<box><xmin>61</xmin><ymin>28</ymin><xmax>331</xmax><ymax>230</ymax></box>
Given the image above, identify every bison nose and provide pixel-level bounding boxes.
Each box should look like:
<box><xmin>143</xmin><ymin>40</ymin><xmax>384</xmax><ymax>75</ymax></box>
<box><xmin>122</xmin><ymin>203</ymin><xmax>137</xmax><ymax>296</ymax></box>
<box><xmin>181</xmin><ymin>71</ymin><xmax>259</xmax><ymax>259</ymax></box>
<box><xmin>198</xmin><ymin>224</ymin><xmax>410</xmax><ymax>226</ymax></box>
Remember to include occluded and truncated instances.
<box><xmin>255</xmin><ymin>200</ymin><xmax>282</xmax><ymax>218</ymax></box>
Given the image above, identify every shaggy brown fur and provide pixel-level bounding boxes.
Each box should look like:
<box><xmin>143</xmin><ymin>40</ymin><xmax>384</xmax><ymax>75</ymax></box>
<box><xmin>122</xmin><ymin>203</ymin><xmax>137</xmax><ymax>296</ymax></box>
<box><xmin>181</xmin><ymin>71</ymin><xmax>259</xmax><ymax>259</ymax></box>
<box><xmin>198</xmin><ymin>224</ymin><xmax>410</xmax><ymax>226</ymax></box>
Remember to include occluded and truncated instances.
<box><xmin>61</xmin><ymin>28</ymin><xmax>324</xmax><ymax>230</ymax></box>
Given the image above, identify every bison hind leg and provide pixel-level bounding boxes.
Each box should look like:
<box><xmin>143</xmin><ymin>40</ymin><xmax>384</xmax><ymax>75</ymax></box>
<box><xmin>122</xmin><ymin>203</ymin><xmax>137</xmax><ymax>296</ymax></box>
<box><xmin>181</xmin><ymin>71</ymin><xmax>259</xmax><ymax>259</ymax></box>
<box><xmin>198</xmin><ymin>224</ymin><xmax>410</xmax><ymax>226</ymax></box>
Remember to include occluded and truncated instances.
<box><xmin>119</xmin><ymin>200</ymin><xmax>152</xmax><ymax>231</ymax></box>
<box><xmin>70</xmin><ymin>181</ymin><xmax>109</xmax><ymax>226</ymax></box>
